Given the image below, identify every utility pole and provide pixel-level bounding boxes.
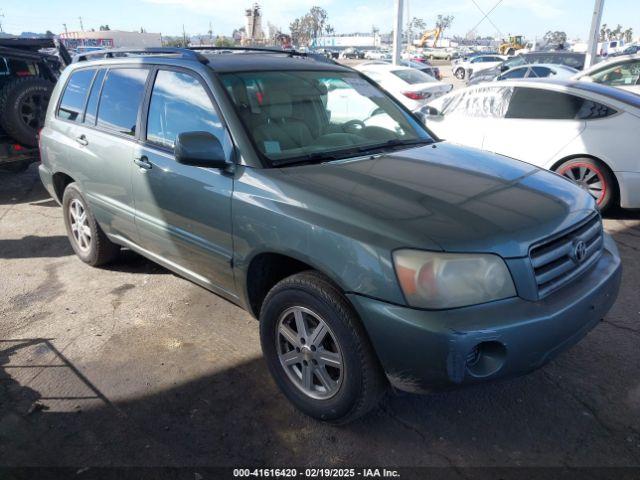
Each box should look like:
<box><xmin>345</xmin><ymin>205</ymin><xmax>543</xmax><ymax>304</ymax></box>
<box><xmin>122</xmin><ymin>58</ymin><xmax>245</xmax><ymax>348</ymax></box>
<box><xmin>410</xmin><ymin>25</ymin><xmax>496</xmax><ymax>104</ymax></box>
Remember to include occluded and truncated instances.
<box><xmin>208</xmin><ymin>21</ymin><xmax>213</xmax><ymax>43</ymax></box>
<box><xmin>78</xmin><ymin>16</ymin><xmax>84</xmax><ymax>31</ymax></box>
<box><xmin>392</xmin><ymin>0</ymin><xmax>404</xmax><ymax>65</ymax></box>
<box><xmin>63</xmin><ymin>23</ymin><xmax>68</xmax><ymax>34</ymax></box>
<box><xmin>0</xmin><ymin>11</ymin><xmax>5</xmax><ymax>33</ymax></box>
<box><xmin>585</xmin><ymin>0</ymin><xmax>605</xmax><ymax>68</ymax></box>
<box><xmin>182</xmin><ymin>24</ymin><xmax>187</xmax><ymax>47</ymax></box>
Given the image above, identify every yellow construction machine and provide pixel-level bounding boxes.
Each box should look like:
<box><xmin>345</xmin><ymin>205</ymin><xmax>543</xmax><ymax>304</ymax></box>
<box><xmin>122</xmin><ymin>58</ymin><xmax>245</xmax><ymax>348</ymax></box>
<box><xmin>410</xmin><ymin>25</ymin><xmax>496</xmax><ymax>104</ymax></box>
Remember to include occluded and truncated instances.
<box><xmin>498</xmin><ymin>35</ymin><xmax>526</xmax><ymax>55</ymax></box>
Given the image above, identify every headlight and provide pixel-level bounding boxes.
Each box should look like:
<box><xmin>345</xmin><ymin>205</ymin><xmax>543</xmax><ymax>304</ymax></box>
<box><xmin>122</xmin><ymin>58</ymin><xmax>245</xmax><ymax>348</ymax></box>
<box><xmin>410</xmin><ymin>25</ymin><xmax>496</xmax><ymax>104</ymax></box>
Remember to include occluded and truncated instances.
<box><xmin>393</xmin><ymin>250</ymin><xmax>516</xmax><ymax>309</ymax></box>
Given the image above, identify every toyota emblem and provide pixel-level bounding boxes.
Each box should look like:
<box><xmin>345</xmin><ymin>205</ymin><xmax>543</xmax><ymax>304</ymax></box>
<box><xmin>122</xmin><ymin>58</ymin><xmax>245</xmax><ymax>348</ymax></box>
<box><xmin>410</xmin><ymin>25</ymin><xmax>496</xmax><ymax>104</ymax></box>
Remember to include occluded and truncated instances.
<box><xmin>572</xmin><ymin>240</ymin><xmax>587</xmax><ymax>264</ymax></box>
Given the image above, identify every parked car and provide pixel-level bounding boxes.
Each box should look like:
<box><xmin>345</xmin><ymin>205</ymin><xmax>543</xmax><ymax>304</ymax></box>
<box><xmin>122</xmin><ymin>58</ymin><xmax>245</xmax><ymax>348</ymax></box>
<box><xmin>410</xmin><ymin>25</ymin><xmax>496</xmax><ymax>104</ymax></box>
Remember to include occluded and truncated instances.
<box><xmin>495</xmin><ymin>64</ymin><xmax>578</xmax><ymax>81</ymax></box>
<box><xmin>340</xmin><ymin>47</ymin><xmax>364</xmax><ymax>60</ymax></box>
<box><xmin>468</xmin><ymin>52</ymin><xmax>587</xmax><ymax>85</ymax></box>
<box><xmin>0</xmin><ymin>37</ymin><xmax>69</xmax><ymax>172</ymax></box>
<box><xmin>423</xmin><ymin>48</ymin><xmax>459</xmax><ymax>61</ymax></box>
<box><xmin>364</xmin><ymin>49</ymin><xmax>391</xmax><ymax>61</ymax></box>
<box><xmin>452</xmin><ymin>54</ymin><xmax>508</xmax><ymax>80</ymax></box>
<box><xmin>426</xmin><ymin>79</ymin><xmax>640</xmax><ymax>210</ymax></box>
<box><xmin>615</xmin><ymin>44</ymin><xmax>640</xmax><ymax>56</ymax></box>
<box><xmin>402</xmin><ymin>60</ymin><xmax>441</xmax><ymax>80</ymax></box>
<box><xmin>354</xmin><ymin>63</ymin><xmax>453</xmax><ymax>111</ymax></box>
<box><xmin>39</xmin><ymin>48</ymin><xmax>621</xmax><ymax>423</ymax></box>
<box><xmin>574</xmin><ymin>54</ymin><xmax>640</xmax><ymax>94</ymax></box>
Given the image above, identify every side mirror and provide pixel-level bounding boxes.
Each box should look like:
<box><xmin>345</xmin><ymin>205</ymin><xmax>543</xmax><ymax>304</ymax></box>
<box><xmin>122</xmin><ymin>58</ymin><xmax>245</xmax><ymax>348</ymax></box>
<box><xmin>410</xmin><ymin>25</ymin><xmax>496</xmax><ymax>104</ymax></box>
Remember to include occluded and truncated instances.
<box><xmin>415</xmin><ymin>105</ymin><xmax>443</xmax><ymax>123</ymax></box>
<box><xmin>175</xmin><ymin>131</ymin><xmax>230</xmax><ymax>169</ymax></box>
<box><xmin>500</xmin><ymin>64</ymin><xmax>509</xmax><ymax>72</ymax></box>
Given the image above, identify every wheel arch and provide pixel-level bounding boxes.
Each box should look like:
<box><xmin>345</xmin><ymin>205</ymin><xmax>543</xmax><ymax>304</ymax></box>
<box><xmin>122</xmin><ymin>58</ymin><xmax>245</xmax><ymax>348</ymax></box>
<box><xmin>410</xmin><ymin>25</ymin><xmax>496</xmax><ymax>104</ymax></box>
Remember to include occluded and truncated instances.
<box><xmin>52</xmin><ymin>171</ymin><xmax>76</xmax><ymax>203</ymax></box>
<box><xmin>243</xmin><ymin>251</ymin><xmax>349</xmax><ymax>319</ymax></box>
<box><xmin>549</xmin><ymin>153</ymin><xmax>620</xmax><ymax>199</ymax></box>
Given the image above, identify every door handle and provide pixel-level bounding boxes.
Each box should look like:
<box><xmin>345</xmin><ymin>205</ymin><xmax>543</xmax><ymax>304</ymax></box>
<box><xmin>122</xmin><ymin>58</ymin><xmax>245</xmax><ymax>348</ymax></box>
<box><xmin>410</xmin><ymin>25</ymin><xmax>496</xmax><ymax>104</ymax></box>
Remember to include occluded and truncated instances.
<box><xmin>76</xmin><ymin>135</ymin><xmax>88</xmax><ymax>146</ymax></box>
<box><xmin>134</xmin><ymin>155</ymin><xmax>152</xmax><ymax>170</ymax></box>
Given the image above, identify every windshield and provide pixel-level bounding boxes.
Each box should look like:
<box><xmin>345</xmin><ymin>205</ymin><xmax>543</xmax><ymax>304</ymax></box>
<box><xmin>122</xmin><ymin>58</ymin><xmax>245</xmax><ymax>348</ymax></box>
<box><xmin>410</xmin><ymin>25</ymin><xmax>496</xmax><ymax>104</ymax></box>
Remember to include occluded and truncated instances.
<box><xmin>220</xmin><ymin>70</ymin><xmax>433</xmax><ymax>166</ymax></box>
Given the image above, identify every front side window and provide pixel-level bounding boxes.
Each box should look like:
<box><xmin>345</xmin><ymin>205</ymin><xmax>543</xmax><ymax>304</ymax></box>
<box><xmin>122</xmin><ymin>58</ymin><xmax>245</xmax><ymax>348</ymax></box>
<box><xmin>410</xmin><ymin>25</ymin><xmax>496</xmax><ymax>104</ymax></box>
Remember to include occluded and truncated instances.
<box><xmin>499</xmin><ymin>68</ymin><xmax>527</xmax><ymax>80</ymax></box>
<box><xmin>97</xmin><ymin>68</ymin><xmax>148</xmax><ymax>136</ymax></box>
<box><xmin>438</xmin><ymin>87</ymin><xmax>513</xmax><ymax>118</ymax></box>
<box><xmin>392</xmin><ymin>69</ymin><xmax>435</xmax><ymax>84</ymax></box>
<box><xmin>529</xmin><ymin>66</ymin><xmax>551</xmax><ymax>78</ymax></box>
<box><xmin>146</xmin><ymin>70</ymin><xmax>228</xmax><ymax>151</ymax></box>
<box><xmin>57</xmin><ymin>69</ymin><xmax>96</xmax><ymax>122</ymax></box>
<box><xmin>590</xmin><ymin>60</ymin><xmax>640</xmax><ymax>87</ymax></box>
<box><xmin>220</xmin><ymin>70</ymin><xmax>432</xmax><ymax>166</ymax></box>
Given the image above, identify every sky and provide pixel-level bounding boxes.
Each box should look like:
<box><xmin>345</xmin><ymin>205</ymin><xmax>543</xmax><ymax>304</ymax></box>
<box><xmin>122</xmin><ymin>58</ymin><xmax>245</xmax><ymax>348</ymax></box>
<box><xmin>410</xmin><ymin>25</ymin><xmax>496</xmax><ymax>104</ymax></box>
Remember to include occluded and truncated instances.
<box><xmin>1</xmin><ymin>0</ymin><xmax>638</xmax><ymax>41</ymax></box>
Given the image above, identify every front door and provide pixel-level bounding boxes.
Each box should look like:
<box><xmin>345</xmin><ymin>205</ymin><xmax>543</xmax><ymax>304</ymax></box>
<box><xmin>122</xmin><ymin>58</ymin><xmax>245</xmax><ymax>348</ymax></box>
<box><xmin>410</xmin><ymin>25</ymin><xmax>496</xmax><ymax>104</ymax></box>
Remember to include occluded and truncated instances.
<box><xmin>132</xmin><ymin>68</ymin><xmax>236</xmax><ymax>295</ymax></box>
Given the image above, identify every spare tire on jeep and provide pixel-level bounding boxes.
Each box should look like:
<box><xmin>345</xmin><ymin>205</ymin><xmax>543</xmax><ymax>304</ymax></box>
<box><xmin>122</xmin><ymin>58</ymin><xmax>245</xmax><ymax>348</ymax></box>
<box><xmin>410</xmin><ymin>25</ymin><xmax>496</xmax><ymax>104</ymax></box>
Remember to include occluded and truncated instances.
<box><xmin>0</xmin><ymin>77</ymin><xmax>54</xmax><ymax>147</ymax></box>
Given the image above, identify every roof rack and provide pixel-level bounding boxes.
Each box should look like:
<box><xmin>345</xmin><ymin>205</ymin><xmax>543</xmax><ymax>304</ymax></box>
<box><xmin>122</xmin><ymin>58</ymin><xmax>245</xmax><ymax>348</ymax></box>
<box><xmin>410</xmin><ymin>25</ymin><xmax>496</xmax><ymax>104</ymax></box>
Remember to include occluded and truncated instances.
<box><xmin>189</xmin><ymin>46</ymin><xmax>337</xmax><ymax>64</ymax></box>
<box><xmin>72</xmin><ymin>47</ymin><xmax>209</xmax><ymax>64</ymax></box>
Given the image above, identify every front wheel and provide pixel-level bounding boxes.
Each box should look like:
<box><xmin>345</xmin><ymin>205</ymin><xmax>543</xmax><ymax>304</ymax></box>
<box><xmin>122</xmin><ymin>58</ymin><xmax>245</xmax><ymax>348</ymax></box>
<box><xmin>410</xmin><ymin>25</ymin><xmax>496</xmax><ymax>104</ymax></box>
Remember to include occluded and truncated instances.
<box><xmin>454</xmin><ymin>68</ymin><xmax>465</xmax><ymax>80</ymax></box>
<box><xmin>260</xmin><ymin>271</ymin><xmax>386</xmax><ymax>424</ymax></box>
<box><xmin>555</xmin><ymin>157</ymin><xmax>617</xmax><ymax>211</ymax></box>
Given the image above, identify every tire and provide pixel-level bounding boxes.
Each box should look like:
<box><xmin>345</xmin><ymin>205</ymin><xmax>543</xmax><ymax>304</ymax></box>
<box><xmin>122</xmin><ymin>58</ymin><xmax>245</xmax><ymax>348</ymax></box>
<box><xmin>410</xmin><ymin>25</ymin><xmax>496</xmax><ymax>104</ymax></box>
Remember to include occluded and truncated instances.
<box><xmin>555</xmin><ymin>157</ymin><xmax>617</xmax><ymax>212</ymax></box>
<box><xmin>260</xmin><ymin>271</ymin><xmax>387</xmax><ymax>424</ymax></box>
<box><xmin>0</xmin><ymin>77</ymin><xmax>54</xmax><ymax>147</ymax></box>
<box><xmin>454</xmin><ymin>68</ymin><xmax>466</xmax><ymax>80</ymax></box>
<box><xmin>62</xmin><ymin>183</ymin><xmax>120</xmax><ymax>266</ymax></box>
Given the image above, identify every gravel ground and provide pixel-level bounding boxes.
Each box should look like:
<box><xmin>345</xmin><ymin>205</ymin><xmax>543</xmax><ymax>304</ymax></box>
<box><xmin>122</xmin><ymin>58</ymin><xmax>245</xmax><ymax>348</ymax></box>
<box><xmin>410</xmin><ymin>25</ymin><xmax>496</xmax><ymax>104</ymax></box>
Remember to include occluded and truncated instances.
<box><xmin>1</xmin><ymin>149</ymin><xmax>639</xmax><ymax>471</ymax></box>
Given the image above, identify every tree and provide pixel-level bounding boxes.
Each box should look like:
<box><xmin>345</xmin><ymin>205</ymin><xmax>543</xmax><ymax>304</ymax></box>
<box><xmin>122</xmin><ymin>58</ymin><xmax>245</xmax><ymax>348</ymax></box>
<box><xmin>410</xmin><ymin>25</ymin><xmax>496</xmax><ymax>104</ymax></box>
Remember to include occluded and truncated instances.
<box><xmin>623</xmin><ymin>28</ymin><xmax>634</xmax><ymax>43</ymax></box>
<box><xmin>99</xmin><ymin>25</ymin><xmax>110</xmax><ymax>31</ymax></box>
<box><xmin>406</xmin><ymin>17</ymin><xmax>426</xmax><ymax>42</ymax></box>
<box><xmin>435</xmin><ymin>14</ymin><xmax>454</xmax><ymax>34</ymax></box>
<box><xmin>289</xmin><ymin>6</ymin><xmax>330</xmax><ymax>46</ymax></box>
<box><xmin>215</xmin><ymin>37</ymin><xmax>234</xmax><ymax>47</ymax></box>
<box><xmin>543</xmin><ymin>30</ymin><xmax>567</xmax><ymax>47</ymax></box>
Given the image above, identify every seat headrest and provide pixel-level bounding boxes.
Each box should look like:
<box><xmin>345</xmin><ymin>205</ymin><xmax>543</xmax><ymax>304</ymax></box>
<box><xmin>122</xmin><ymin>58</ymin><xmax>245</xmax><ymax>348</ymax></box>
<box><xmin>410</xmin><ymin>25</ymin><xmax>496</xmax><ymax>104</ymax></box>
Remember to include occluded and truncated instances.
<box><xmin>264</xmin><ymin>91</ymin><xmax>293</xmax><ymax>119</ymax></box>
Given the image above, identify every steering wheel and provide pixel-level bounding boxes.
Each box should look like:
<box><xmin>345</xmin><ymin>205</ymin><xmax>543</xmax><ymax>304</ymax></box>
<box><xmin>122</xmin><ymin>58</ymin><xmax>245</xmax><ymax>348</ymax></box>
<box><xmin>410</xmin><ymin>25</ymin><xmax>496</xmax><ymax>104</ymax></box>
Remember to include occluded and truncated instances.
<box><xmin>343</xmin><ymin>119</ymin><xmax>366</xmax><ymax>134</ymax></box>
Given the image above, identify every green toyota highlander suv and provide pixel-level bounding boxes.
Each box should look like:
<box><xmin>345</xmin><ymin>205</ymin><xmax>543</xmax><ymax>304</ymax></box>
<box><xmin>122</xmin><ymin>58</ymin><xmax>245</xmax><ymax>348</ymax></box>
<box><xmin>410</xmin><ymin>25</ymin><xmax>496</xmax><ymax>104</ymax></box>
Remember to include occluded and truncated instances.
<box><xmin>39</xmin><ymin>48</ymin><xmax>622</xmax><ymax>423</ymax></box>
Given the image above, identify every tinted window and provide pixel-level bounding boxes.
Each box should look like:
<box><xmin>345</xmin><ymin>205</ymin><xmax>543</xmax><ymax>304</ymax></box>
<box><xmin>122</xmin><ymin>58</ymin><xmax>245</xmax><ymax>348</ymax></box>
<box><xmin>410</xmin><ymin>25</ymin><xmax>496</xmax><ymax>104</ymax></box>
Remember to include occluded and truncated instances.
<box><xmin>147</xmin><ymin>70</ymin><xmax>226</xmax><ymax>149</ymax></box>
<box><xmin>58</xmin><ymin>69</ymin><xmax>95</xmax><ymax>122</ymax></box>
<box><xmin>506</xmin><ymin>87</ymin><xmax>616</xmax><ymax>120</ymax></box>
<box><xmin>83</xmin><ymin>69</ymin><xmax>106</xmax><ymax>125</ymax></box>
<box><xmin>529</xmin><ymin>66</ymin><xmax>551</xmax><ymax>78</ymax></box>
<box><xmin>97</xmin><ymin>68</ymin><xmax>148</xmax><ymax>136</ymax></box>
<box><xmin>442</xmin><ymin>87</ymin><xmax>513</xmax><ymax>118</ymax></box>
<box><xmin>500</xmin><ymin>67</ymin><xmax>527</xmax><ymax>79</ymax></box>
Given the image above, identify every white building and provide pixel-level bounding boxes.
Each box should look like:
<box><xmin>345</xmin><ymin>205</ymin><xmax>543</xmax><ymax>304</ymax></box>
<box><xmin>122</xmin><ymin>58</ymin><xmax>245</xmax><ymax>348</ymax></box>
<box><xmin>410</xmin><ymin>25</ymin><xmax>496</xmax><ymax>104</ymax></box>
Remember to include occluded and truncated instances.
<box><xmin>59</xmin><ymin>30</ymin><xmax>162</xmax><ymax>50</ymax></box>
<box><xmin>316</xmin><ymin>33</ymin><xmax>380</xmax><ymax>48</ymax></box>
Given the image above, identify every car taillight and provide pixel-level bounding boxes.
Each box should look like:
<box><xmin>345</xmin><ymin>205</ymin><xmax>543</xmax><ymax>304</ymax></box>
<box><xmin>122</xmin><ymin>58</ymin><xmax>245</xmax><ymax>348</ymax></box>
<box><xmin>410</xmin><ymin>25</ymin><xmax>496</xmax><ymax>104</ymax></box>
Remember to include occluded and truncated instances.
<box><xmin>402</xmin><ymin>91</ymin><xmax>431</xmax><ymax>100</ymax></box>
<box><xmin>13</xmin><ymin>144</ymin><xmax>24</xmax><ymax>151</ymax></box>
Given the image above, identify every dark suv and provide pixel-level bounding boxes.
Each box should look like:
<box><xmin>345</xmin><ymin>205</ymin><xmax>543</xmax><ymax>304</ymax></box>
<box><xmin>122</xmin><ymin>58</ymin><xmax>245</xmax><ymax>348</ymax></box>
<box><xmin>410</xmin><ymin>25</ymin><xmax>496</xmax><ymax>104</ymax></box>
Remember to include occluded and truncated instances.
<box><xmin>38</xmin><ymin>48</ymin><xmax>621</xmax><ymax>423</ymax></box>
<box><xmin>0</xmin><ymin>38</ymin><xmax>69</xmax><ymax>172</ymax></box>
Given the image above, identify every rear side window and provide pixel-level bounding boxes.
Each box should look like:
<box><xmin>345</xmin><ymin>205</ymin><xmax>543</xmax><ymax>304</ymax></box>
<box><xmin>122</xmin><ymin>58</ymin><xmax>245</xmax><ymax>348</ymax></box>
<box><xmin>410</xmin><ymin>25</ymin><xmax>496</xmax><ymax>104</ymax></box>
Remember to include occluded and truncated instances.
<box><xmin>57</xmin><ymin>69</ymin><xmax>96</xmax><ymax>122</ymax></box>
<box><xmin>97</xmin><ymin>68</ymin><xmax>148</xmax><ymax>136</ymax></box>
<box><xmin>146</xmin><ymin>70</ymin><xmax>226</xmax><ymax>149</ymax></box>
<box><xmin>506</xmin><ymin>87</ymin><xmax>616</xmax><ymax>120</ymax></box>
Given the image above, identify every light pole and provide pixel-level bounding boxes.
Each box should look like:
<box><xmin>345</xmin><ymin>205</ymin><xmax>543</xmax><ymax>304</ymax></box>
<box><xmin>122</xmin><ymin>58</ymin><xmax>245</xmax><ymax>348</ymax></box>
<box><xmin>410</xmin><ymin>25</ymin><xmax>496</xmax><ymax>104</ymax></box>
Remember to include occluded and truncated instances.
<box><xmin>585</xmin><ymin>0</ymin><xmax>605</xmax><ymax>68</ymax></box>
<box><xmin>392</xmin><ymin>0</ymin><xmax>404</xmax><ymax>65</ymax></box>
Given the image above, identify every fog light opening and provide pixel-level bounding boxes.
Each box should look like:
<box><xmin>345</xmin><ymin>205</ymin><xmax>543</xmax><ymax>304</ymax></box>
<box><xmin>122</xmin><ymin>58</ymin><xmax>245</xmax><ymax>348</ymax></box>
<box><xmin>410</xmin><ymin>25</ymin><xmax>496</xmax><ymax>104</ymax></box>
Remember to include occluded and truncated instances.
<box><xmin>466</xmin><ymin>341</ymin><xmax>506</xmax><ymax>378</ymax></box>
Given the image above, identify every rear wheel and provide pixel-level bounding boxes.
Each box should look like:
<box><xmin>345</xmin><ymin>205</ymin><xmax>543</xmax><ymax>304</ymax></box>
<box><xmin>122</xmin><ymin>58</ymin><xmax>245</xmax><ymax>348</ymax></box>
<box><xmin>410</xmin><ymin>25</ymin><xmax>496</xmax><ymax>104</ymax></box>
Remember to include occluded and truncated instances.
<box><xmin>62</xmin><ymin>183</ymin><xmax>120</xmax><ymax>266</ymax></box>
<box><xmin>260</xmin><ymin>271</ymin><xmax>386</xmax><ymax>424</ymax></box>
<box><xmin>555</xmin><ymin>157</ymin><xmax>617</xmax><ymax>211</ymax></box>
<box><xmin>454</xmin><ymin>68</ymin><xmax>466</xmax><ymax>80</ymax></box>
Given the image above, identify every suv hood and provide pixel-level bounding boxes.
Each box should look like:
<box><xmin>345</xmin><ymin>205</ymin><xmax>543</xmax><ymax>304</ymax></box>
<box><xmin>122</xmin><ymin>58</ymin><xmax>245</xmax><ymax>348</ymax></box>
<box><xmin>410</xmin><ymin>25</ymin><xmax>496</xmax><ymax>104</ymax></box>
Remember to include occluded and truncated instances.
<box><xmin>276</xmin><ymin>143</ymin><xmax>595</xmax><ymax>258</ymax></box>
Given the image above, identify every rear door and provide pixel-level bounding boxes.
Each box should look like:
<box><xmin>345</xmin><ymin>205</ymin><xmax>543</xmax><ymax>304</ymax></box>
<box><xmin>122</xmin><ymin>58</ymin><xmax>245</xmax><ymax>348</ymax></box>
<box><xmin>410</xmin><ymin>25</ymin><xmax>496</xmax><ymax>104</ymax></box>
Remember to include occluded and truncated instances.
<box><xmin>132</xmin><ymin>67</ymin><xmax>236</xmax><ymax>295</ymax></box>
<box><xmin>482</xmin><ymin>86</ymin><xmax>586</xmax><ymax>167</ymax></box>
<box><xmin>81</xmin><ymin>67</ymin><xmax>150</xmax><ymax>242</ymax></box>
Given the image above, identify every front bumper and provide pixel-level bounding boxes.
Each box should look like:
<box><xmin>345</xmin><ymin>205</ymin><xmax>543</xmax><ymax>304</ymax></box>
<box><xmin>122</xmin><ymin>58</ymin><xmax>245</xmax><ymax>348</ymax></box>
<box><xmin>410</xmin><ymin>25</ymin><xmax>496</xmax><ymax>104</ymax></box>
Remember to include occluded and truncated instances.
<box><xmin>347</xmin><ymin>235</ymin><xmax>622</xmax><ymax>393</ymax></box>
<box><xmin>615</xmin><ymin>171</ymin><xmax>640</xmax><ymax>209</ymax></box>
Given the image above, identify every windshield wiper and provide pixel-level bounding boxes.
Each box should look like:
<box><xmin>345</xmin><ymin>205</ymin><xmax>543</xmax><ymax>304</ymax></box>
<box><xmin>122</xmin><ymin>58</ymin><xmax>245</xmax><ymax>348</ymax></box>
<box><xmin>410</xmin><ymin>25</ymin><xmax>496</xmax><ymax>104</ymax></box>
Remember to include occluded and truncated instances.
<box><xmin>356</xmin><ymin>138</ymin><xmax>434</xmax><ymax>154</ymax></box>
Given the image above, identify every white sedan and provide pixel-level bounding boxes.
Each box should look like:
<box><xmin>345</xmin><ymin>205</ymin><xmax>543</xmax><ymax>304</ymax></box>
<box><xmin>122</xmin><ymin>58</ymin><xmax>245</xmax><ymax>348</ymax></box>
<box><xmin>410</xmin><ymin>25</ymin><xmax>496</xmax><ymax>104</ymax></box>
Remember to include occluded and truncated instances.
<box><xmin>573</xmin><ymin>54</ymin><xmax>640</xmax><ymax>94</ymax></box>
<box><xmin>354</xmin><ymin>63</ymin><xmax>453</xmax><ymax>111</ymax></box>
<box><xmin>425</xmin><ymin>79</ymin><xmax>640</xmax><ymax>210</ymax></box>
<box><xmin>495</xmin><ymin>63</ymin><xmax>578</xmax><ymax>81</ymax></box>
<box><xmin>451</xmin><ymin>54</ymin><xmax>508</xmax><ymax>80</ymax></box>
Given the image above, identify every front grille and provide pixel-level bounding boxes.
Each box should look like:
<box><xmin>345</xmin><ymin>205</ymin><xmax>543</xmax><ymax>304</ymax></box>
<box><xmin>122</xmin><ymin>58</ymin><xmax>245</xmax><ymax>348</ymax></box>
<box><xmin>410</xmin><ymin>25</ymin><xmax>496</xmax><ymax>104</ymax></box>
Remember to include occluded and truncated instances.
<box><xmin>530</xmin><ymin>214</ymin><xmax>603</xmax><ymax>298</ymax></box>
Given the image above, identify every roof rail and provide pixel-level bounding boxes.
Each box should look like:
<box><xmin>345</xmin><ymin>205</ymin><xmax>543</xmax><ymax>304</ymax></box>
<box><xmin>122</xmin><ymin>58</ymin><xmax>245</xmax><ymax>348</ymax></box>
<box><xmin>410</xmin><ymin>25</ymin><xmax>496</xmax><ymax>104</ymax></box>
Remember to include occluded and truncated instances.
<box><xmin>72</xmin><ymin>47</ymin><xmax>209</xmax><ymax>64</ymax></box>
<box><xmin>188</xmin><ymin>46</ymin><xmax>338</xmax><ymax>64</ymax></box>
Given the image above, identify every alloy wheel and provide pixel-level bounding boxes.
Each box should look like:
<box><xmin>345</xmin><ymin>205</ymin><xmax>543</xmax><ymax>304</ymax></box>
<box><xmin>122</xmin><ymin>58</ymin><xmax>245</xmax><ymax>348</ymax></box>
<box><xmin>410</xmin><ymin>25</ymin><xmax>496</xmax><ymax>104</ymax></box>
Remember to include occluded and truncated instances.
<box><xmin>68</xmin><ymin>198</ymin><xmax>92</xmax><ymax>252</ymax></box>
<box><xmin>276</xmin><ymin>306</ymin><xmax>344</xmax><ymax>400</ymax></box>
<box><xmin>559</xmin><ymin>163</ymin><xmax>606</xmax><ymax>205</ymax></box>
<box><xmin>20</xmin><ymin>93</ymin><xmax>47</xmax><ymax>130</ymax></box>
